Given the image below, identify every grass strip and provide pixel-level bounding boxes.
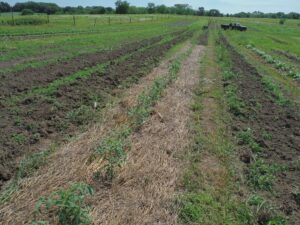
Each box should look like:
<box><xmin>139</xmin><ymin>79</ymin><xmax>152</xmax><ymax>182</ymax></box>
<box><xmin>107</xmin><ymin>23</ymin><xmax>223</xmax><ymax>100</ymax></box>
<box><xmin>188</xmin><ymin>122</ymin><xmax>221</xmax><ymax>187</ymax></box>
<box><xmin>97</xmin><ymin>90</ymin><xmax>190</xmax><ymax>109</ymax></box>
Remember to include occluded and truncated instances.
<box><xmin>179</xmin><ymin>29</ymin><xmax>254</xmax><ymax>225</ymax></box>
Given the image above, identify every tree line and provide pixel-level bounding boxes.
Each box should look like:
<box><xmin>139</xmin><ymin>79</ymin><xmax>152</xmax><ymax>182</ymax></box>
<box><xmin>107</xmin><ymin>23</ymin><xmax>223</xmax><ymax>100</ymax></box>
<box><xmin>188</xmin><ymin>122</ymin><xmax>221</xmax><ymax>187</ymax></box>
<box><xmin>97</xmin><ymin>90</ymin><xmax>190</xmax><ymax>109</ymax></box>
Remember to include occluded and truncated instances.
<box><xmin>0</xmin><ymin>1</ymin><xmax>299</xmax><ymax>19</ymax></box>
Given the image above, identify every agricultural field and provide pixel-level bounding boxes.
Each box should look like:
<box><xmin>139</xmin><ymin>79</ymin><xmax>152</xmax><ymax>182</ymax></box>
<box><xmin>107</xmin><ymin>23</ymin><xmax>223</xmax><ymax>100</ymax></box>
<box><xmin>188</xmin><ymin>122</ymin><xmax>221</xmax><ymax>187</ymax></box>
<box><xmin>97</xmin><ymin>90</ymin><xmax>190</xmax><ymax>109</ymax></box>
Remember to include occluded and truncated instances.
<box><xmin>0</xmin><ymin>13</ymin><xmax>299</xmax><ymax>225</ymax></box>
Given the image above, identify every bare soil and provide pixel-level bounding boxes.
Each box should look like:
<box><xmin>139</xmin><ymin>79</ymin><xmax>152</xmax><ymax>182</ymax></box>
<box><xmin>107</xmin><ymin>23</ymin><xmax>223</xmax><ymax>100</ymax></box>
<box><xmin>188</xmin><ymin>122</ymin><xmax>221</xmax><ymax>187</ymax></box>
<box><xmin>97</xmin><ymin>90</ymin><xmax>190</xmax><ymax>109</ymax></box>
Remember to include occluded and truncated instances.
<box><xmin>0</xmin><ymin>35</ymin><xmax>164</xmax><ymax>98</ymax></box>
<box><xmin>221</xmin><ymin>36</ymin><xmax>300</xmax><ymax>224</ymax></box>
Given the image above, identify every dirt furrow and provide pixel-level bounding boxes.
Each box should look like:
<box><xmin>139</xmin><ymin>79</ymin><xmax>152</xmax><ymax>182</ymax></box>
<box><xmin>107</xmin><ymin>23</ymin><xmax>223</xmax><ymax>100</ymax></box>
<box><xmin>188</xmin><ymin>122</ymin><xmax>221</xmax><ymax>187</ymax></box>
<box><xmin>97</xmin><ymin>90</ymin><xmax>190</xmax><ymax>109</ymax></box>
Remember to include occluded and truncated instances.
<box><xmin>0</xmin><ymin>35</ymin><xmax>164</xmax><ymax>98</ymax></box>
<box><xmin>0</xmin><ymin>42</ymin><xmax>194</xmax><ymax>225</ymax></box>
<box><xmin>90</xmin><ymin>45</ymin><xmax>205</xmax><ymax>225</ymax></box>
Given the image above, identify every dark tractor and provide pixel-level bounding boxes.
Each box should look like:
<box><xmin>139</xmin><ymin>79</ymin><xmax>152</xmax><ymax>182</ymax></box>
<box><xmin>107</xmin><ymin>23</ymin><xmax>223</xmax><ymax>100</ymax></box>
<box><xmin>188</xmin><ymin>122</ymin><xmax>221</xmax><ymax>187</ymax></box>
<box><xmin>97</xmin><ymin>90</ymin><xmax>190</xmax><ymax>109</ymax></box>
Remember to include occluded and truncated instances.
<box><xmin>221</xmin><ymin>23</ymin><xmax>247</xmax><ymax>31</ymax></box>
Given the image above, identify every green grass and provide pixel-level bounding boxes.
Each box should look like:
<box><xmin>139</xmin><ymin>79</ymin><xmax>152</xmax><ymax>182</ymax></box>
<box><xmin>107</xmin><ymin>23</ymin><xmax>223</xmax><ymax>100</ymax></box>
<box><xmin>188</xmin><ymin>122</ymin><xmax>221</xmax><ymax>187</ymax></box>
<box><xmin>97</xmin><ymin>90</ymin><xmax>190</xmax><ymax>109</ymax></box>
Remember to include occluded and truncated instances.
<box><xmin>0</xmin><ymin>15</ymin><xmax>201</xmax><ymax>67</ymax></box>
<box><xmin>180</xmin><ymin>193</ymin><xmax>253</xmax><ymax>225</ymax></box>
<box><xmin>179</xmin><ymin>28</ymin><xmax>255</xmax><ymax>225</ymax></box>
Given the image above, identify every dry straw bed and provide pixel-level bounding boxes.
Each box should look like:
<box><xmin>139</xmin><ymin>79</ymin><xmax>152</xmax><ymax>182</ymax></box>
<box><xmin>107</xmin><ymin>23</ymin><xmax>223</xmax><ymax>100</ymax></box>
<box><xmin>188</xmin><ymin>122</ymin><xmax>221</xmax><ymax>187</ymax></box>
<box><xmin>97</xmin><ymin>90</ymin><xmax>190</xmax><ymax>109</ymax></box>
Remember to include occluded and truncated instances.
<box><xmin>90</xmin><ymin>45</ymin><xmax>205</xmax><ymax>225</ymax></box>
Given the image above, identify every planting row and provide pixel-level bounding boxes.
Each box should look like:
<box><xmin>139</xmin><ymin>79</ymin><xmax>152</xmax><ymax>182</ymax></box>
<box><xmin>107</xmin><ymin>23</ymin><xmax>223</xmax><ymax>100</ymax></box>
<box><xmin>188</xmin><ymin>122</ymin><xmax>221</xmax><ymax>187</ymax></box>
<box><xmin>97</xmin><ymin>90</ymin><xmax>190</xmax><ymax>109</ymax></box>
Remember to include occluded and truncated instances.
<box><xmin>220</xmin><ymin>35</ymin><xmax>300</xmax><ymax>224</ymax></box>
<box><xmin>246</xmin><ymin>45</ymin><xmax>300</xmax><ymax>80</ymax></box>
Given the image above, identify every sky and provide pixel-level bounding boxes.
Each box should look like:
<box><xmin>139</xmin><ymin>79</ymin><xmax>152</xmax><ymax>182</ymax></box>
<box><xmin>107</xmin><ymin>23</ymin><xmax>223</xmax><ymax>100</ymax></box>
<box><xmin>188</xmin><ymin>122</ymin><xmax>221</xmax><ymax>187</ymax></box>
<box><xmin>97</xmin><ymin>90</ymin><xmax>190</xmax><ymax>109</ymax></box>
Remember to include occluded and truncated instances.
<box><xmin>6</xmin><ymin>0</ymin><xmax>300</xmax><ymax>14</ymax></box>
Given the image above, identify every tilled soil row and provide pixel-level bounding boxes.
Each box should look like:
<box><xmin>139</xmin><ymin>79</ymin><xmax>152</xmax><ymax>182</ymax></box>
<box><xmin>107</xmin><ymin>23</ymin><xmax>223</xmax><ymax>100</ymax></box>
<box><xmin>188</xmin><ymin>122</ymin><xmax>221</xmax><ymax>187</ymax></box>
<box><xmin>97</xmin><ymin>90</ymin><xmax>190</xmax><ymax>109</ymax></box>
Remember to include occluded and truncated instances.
<box><xmin>0</xmin><ymin>30</ymin><xmax>185</xmax><ymax>98</ymax></box>
<box><xmin>0</xmin><ymin>30</ymin><xmax>193</xmax><ymax>186</ymax></box>
<box><xmin>221</xmin><ymin>36</ymin><xmax>300</xmax><ymax>224</ymax></box>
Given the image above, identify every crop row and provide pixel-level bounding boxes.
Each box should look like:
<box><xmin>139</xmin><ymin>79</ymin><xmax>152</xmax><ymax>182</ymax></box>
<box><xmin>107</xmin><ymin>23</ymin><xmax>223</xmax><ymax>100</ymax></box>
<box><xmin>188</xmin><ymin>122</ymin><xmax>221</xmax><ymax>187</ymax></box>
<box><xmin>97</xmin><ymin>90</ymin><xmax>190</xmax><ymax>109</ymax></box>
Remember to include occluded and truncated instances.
<box><xmin>246</xmin><ymin>44</ymin><xmax>300</xmax><ymax>79</ymax></box>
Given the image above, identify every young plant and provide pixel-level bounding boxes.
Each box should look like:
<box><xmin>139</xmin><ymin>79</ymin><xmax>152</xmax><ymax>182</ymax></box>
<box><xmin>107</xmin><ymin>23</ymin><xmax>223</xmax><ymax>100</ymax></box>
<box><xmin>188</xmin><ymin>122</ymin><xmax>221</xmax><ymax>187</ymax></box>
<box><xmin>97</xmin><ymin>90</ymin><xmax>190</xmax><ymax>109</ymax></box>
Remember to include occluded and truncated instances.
<box><xmin>17</xmin><ymin>149</ymin><xmax>51</xmax><ymax>179</ymax></box>
<box><xmin>34</xmin><ymin>183</ymin><xmax>94</xmax><ymax>225</ymax></box>
<box><xmin>238</xmin><ymin>128</ymin><xmax>261</xmax><ymax>153</ymax></box>
<box><xmin>225</xmin><ymin>85</ymin><xmax>245</xmax><ymax>116</ymax></box>
<box><xmin>248</xmin><ymin>158</ymin><xmax>283</xmax><ymax>190</ymax></box>
<box><xmin>96</xmin><ymin>127</ymin><xmax>131</xmax><ymax>181</ymax></box>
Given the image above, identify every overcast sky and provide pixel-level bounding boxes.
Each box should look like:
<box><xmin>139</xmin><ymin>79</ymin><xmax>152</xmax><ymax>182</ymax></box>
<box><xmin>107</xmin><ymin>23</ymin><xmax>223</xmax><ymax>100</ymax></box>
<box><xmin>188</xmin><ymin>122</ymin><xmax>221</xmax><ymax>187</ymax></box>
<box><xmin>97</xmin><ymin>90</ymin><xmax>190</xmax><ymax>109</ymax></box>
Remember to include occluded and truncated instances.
<box><xmin>6</xmin><ymin>0</ymin><xmax>300</xmax><ymax>13</ymax></box>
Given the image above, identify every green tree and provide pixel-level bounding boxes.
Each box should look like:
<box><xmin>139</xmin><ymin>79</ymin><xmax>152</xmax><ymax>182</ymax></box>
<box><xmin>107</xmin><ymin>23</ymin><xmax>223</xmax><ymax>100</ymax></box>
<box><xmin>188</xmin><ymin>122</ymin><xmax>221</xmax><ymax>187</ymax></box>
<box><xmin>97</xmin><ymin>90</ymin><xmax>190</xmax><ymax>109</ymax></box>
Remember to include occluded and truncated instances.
<box><xmin>156</xmin><ymin>4</ymin><xmax>167</xmax><ymax>14</ymax></box>
<box><xmin>0</xmin><ymin>1</ymin><xmax>10</xmax><ymax>13</ymax></box>
<box><xmin>115</xmin><ymin>0</ymin><xmax>129</xmax><ymax>14</ymax></box>
<box><xmin>206</xmin><ymin>9</ymin><xmax>222</xmax><ymax>17</ymax></box>
<box><xmin>147</xmin><ymin>2</ymin><xmax>155</xmax><ymax>14</ymax></box>
<box><xmin>197</xmin><ymin>7</ymin><xmax>205</xmax><ymax>16</ymax></box>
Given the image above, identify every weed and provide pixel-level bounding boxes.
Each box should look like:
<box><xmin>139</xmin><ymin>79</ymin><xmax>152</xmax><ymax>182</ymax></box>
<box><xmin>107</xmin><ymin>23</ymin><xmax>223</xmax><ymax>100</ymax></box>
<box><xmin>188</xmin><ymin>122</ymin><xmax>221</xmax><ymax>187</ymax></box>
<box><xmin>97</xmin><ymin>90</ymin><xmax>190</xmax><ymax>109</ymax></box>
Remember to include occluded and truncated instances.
<box><xmin>225</xmin><ymin>84</ymin><xmax>245</xmax><ymax>116</ymax></box>
<box><xmin>267</xmin><ymin>217</ymin><xmax>289</xmax><ymax>225</ymax></box>
<box><xmin>17</xmin><ymin>149</ymin><xmax>52</xmax><ymax>179</ymax></box>
<box><xmin>129</xmin><ymin>77</ymin><xmax>166</xmax><ymax>128</ymax></box>
<box><xmin>95</xmin><ymin>127</ymin><xmax>131</xmax><ymax>181</ymax></box>
<box><xmin>179</xmin><ymin>193</ymin><xmax>253</xmax><ymax>225</ymax></box>
<box><xmin>0</xmin><ymin>144</ymin><xmax>56</xmax><ymax>203</ymax></box>
<box><xmin>292</xmin><ymin>187</ymin><xmax>300</xmax><ymax>205</ymax></box>
<box><xmin>238</xmin><ymin>128</ymin><xmax>261</xmax><ymax>153</ymax></box>
<box><xmin>261</xmin><ymin>76</ymin><xmax>289</xmax><ymax>106</ymax></box>
<box><xmin>14</xmin><ymin>116</ymin><xmax>23</xmax><ymax>127</ymax></box>
<box><xmin>262</xmin><ymin>131</ymin><xmax>272</xmax><ymax>140</ymax></box>
<box><xmin>248</xmin><ymin>158</ymin><xmax>283</xmax><ymax>190</ymax></box>
<box><xmin>296</xmin><ymin>157</ymin><xmax>300</xmax><ymax>167</ymax></box>
<box><xmin>28</xmin><ymin>221</ymin><xmax>50</xmax><ymax>225</ymax></box>
<box><xmin>223</xmin><ymin>70</ymin><xmax>236</xmax><ymax>81</ymax></box>
<box><xmin>67</xmin><ymin>105</ymin><xmax>96</xmax><ymax>125</ymax></box>
<box><xmin>33</xmin><ymin>183</ymin><xmax>94</xmax><ymax>225</ymax></box>
<box><xmin>11</xmin><ymin>133</ymin><xmax>27</xmax><ymax>145</ymax></box>
<box><xmin>279</xmin><ymin>19</ymin><xmax>286</xmax><ymax>25</ymax></box>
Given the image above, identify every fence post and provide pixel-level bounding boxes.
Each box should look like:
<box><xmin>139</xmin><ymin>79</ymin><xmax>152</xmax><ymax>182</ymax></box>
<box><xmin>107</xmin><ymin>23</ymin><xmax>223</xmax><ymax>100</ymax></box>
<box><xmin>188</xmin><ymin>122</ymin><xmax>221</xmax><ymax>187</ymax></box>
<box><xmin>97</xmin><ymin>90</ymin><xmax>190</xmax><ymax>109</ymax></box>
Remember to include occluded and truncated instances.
<box><xmin>47</xmin><ymin>14</ymin><xmax>50</xmax><ymax>24</ymax></box>
<box><xmin>108</xmin><ymin>16</ymin><xmax>111</xmax><ymax>25</ymax></box>
<box><xmin>130</xmin><ymin>17</ymin><xmax>131</xmax><ymax>23</ymax></box>
<box><xmin>73</xmin><ymin>15</ymin><xmax>76</xmax><ymax>26</ymax></box>
<box><xmin>11</xmin><ymin>7</ymin><xmax>14</xmax><ymax>26</ymax></box>
<box><xmin>94</xmin><ymin>18</ymin><xmax>97</xmax><ymax>27</ymax></box>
